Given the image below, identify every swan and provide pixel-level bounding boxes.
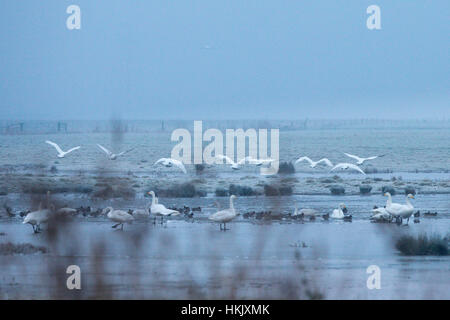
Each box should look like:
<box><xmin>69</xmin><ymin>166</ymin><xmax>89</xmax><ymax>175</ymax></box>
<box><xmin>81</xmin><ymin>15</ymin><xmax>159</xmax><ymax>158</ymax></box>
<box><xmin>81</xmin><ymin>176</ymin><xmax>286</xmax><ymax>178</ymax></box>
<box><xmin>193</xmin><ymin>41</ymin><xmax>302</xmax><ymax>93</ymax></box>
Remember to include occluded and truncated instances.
<box><xmin>45</xmin><ymin>140</ymin><xmax>80</xmax><ymax>158</ymax></box>
<box><xmin>154</xmin><ymin>158</ymin><xmax>187</xmax><ymax>173</ymax></box>
<box><xmin>370</xmin><ymin>206</ymin><xmax>391</xmax><ymax>222</ymax></box>
<box><xmin>23</xmin><ymin>206</ymin><xmax>53</xmax><ymax>233</ymax></box>
<box><xmin>330</xmin><ymin>163</ymin><xmax>366</xmax><ymax>175</ymax></box>
<box><xmin>103</xmin><ymin>207</ymin><xmax>134</xmax><ymax>230</ymax></box>
<box><xmin>344</xmin><ymin>153</ymin><xmax>385</xmax><ymax>165</ymax></box>
<box><xmin>97</xmin><ymin>144</ymin><xmax>133</xmax><ymax>160</ymax></box>
<box><xmin>330</xmin><ymin>203</ymin><xmax>347</xmax><ymax>219</ymax></box>
<box><xmin>295</xmin><ymin>156</ymin><xmax>333</xmax><ymax>168</ymax></box>
<box><xmin>215</xmin><ymin>155</ymin><xmax>248</xmax><ymax>170</ymax></box>
<box><xmin>299</xmin><ymin>208</ymin><xmax>319</xmax><ymax>220</ymax></box>
<box><xmin>209</xmin><ymin>195</ymin><xmax>238</xmax><ymax>230</ymax></box>
<box><xmin>56</xmin><ymin>207</ymin><xmax>78</xmax><ymax>216</ymax></box>
<box><xmin>384</xmin><ymin>192</ymin><xmax>415</xmax><ymax>223</ymax></box>
<box><xmin>244</xmin><ymin>156</ymin><xmax>275</xmax><ymax>167</ymax></box>
<box><xmin>148</xmin><ymin>191</ymin><xmax>180</xmax><ymax>222</ymax></box>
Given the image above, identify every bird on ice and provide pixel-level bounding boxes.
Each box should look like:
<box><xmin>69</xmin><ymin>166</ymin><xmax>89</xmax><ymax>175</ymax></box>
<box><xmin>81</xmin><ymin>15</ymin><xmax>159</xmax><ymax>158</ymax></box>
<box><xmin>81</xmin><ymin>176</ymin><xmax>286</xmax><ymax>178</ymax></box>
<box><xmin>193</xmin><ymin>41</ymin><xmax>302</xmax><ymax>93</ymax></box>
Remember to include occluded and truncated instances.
<box><xmin>330</xmin><ymin>163</ymin><xmax>366</xmax><ymax>175</ymax></box>
<box><xmin>343</xmin><ymin>153</ymin><xmax>385</xmax><ymax>165</ymax></box>
<box><xmin>97</xmin><ymin>144</ymin><xmax>133</xmax><ymax>160</ymax></box>
<box><xmin>154</xmin><ymin>158</ymin><xmax>187</xmax><ymax>173</ymax></box>
<box><xmin>45</xmin><ymin>140</ymin><xmax>80</xmax><ymax>158</ymax></box>
<box><xmin>295</xmin><ymin>156</ymin><xmax>333</xmax><ymax>168</ymax></box>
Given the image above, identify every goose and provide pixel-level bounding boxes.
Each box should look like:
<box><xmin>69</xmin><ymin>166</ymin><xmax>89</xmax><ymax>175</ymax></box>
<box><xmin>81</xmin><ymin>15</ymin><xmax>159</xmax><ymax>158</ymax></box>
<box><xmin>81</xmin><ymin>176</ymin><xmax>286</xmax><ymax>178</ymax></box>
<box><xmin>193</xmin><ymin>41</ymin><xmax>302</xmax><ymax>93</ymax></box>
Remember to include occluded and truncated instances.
<box><xmin>330</xmin><ymin>203</ymin><xmax>347</xmax><ymax>219</ymax></box>
<box><xmin>344</xmin><ymin>153</ymin><xmax>385</xmax><ymax>165</ymax></box>
<box><xmin>154</xmin><ymin>158</ymin><xmax>187</xmax><ymax>173</ymax></box>
<box><xmin>330</xmin><ymin>163</ymin><xmax>366</xmax><ymax>175</ymax></box>
<box><xmin>103</xmin><ymin>207</ymin><xmax>134</xmax><ymax>230</ymax></box>
<box><xmin>97</xmin><ymin>144</ymin><xmax>133</xmax><ymax>160</ymax></box>
<box><xmin>148</xmin><ymin>191</ymin><xmax>180</xmax><ymax>222</ymax></box>
<box><xmin>295</xmin><ymin>156</ymin><xmax>333</xmax><ymax>168</ymax></box>
<box><xmin>45</xmin><ymin>140</ymin><xmax>80</xmax><ymax>158</ymax></box>
<box><xmin>209</xmin><ymin>195</ymin><xmax>238</xmax><ymax>230</ymax></box>
<box><xmin>384</xmin><ymin>192</ymin><xmax>415</xmax><ymax>224</ymax></box>
<box><xmin>215</xmin><ymin>155</ymin><xmax>247</xmax><ymax>170</ymax></box>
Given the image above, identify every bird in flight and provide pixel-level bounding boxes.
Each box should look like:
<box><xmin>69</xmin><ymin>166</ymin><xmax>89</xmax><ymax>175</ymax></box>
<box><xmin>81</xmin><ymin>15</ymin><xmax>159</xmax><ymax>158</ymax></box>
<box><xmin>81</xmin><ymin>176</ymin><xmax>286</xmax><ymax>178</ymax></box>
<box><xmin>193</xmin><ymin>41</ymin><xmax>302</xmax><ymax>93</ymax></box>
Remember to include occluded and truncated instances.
<box><xmin>295</xmin><ymin>156</ymin><xmax>333</xmax><ymax>168</ymax></box>
<box><xmin>344</xmin><ymin>153</ymin><xmax>385</xmax><ymax>165</ymax></box>
<box><xmin>154</xmin><ymin>158</ymin><xmax>187</xmax><ymax>173</ymax></box>
<box><xmin>97</xmin><ymin>144</ymin><xmax>133</xmax><ymax>160</ymax></box>
<box><xmin>330</xmin><ymin>163</ymin><xmax>366</xmax><ymax>175</ymax></box>
<box><xmin>45</xmin><ymin>140</ymin><xmax>80</xmax><ymax>158</ymax></box>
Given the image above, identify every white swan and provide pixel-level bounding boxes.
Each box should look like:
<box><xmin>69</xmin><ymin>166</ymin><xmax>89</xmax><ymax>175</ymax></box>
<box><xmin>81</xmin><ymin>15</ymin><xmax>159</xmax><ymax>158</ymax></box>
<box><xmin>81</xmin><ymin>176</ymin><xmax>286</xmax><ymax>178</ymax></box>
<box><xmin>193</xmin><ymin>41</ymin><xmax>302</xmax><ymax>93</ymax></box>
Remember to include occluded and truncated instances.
<box><xmin>45</xmin><ymin>140</ymin><xmax>80</xmax><ymax>158</ymax></box>
<box><xmin>148</xmin><ymin>191</ymin><xmax>180</xmax><ymax>222</ymax></box>
<box><xmin>370</xmin><ymin>206</ymin><xmax>391</xmax><ymax>222</ymax></box>
<box><xmin>215</xmin><ymin>155</ymin><xmax>247</xmax><ymax>170</ymax></box>
<box><xmin>244</xmin><ymin>156</ymin><xmax>275</xmax><ymax>167</ymax></box>
<box><xmin>56</xmin><ymin>207</ymin><xmax>78</xmax><ymax>216</ymax></box>
<box><xmin>295</xmin><ymin>156</ymin><xmax>333</xmax><ymax>168</ymax></box>
<box><xmin>330</xmin><ymin>163</ymin><xmax>366</xmax><ymax>175</ymax></box>
<box><xmin>103</xmin><ymin>207</ymin><xmax>134</xmax><ymax>230</ymax></box>
<box><xmin>209</xmin><ymin>195</ymin><xmax>238</xmax><ymax>230</ymax></box>
<box><xmin>154</xmin><ymin>158</ymin><xmax>187</xmax><ymax>173</ymax></box>
<box><xmin>23</xmin><ymin>207</ymin><xmax>52</xmax><ymax>233</ymax></box>
<box><xmin>385</xmin><ymin>192</ymin><xmax>415</xmax><ymax>223</ymax></box>
<box><xmin>97</xmin><ymin>144</ymin><xmax>133</xmax><ymax>160</ymax></box>
<box><xmin>344</xmin><ymin>153</ymin><xmax>385</xmax><ymax>165</ymax></box>
<box><xmin>330</xmin><ymin>203</ymin><xmax>347</xmax><ymax>219</ymax></box>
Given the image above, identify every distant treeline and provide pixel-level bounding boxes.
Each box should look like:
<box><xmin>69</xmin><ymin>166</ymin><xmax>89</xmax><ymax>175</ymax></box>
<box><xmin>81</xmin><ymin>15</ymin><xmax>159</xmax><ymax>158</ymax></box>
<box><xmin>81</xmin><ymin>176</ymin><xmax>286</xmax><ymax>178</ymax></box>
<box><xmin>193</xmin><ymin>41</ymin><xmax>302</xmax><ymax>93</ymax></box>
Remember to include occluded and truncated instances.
<box><xmin>1</xmin><ymin>119</ymin><xmax>450</xmax><ymax>134</ymax></box>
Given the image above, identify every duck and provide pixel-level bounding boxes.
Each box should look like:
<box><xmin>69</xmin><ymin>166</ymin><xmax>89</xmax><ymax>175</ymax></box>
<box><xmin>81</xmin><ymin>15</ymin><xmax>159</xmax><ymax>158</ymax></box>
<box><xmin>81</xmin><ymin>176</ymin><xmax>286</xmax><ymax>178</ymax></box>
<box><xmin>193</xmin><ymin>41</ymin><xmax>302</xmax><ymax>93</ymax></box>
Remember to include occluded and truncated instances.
<box><xmin>384</xmin><ymin>192</ymin><xmax>414</xmax><ymax>224</ymax></box>
<box><xmin>209</xmin><ymin>195</ymin><xmax>238</xmax><ymax>231</ymax></box>
<box><xmin>103</xmin><ymin>207</ymin><xmax>134</xmax><ymax>230</ymax></box>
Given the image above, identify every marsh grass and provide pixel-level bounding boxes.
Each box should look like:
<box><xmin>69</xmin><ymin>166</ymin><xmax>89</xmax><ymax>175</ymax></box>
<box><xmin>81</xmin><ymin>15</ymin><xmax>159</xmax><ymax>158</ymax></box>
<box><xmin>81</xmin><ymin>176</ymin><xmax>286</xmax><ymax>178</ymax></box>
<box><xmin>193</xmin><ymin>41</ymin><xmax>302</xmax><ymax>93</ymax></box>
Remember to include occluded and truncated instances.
<box><xmin>396</xmin><ymin>234</ymin><xmax>449</xmax><ymax>256</ymax></box>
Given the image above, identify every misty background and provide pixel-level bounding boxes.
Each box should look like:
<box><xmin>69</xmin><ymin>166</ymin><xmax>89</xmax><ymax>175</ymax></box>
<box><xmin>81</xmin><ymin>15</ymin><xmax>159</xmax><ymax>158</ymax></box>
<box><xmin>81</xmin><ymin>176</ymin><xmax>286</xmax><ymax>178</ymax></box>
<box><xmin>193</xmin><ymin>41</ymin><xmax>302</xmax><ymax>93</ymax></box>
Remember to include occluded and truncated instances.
<box><xmin>0</xmin><ymin>1</ymin><xmax>448</xmax><ymax>121</ymax></box>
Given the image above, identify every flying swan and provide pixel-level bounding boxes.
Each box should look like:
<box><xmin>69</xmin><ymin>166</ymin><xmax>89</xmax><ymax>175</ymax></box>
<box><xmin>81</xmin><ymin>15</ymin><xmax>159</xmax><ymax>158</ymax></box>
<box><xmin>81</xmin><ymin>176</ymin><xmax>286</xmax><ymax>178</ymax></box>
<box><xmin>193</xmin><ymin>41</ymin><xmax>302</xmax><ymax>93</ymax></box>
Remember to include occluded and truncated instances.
<box><xmin>330</xmin><ymin>163</ymin><xmax>366</xmax><ymax>175</ymax></box>
<box><xmin>97</xmin><ymin>144</ymin><xmax>133</xmax><ymax>160</ymax></box>
<box><xmin>154</xmin><ymin>158</ymin><xmax>187</xmax><ymax>173</ymax></box>
<box><xmin>45</xmin><ymin>140</ymin><xmax>80</xmax><ymax>158</ymax></box>
<box><xmin>344</xmin><ymin>153</ymin><xmax>385</xmax><ymax>165</ymax></box>
<box><xmin>295</xmin><ymin>156</ymin><xmax>333</xmax><ymax>168</ymax></box>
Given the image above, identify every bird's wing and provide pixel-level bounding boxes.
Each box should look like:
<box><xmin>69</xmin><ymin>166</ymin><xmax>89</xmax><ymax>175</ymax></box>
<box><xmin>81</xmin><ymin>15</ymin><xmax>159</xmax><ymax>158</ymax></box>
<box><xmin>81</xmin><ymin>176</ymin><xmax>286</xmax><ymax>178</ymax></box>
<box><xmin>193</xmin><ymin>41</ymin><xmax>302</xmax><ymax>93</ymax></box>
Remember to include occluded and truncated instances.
<box><xmin>317</xmin><ymin>158</ymin><xmax>333</xmax><ymax>167</ymax></box>
<box><xmin>171</xmin><ymin>159</ymin><xmax>187</xmax><ymax>173</ymax></box>
<box><xmin>46</xmin><ymin>141</ymin><xmax>64</xmax><ymax>154</ymax></box>
<box><xmin>115</xmin><ymin>210</ymin><xmax>134</xmax><ymax>220</ymax></box>
<box><xmin>65</xmin><ymin>146</ymin><xmax>81</xmax><ymax>154</ymax></box>
<box><xmin>330</xmin><ymin>163</ymin><xmax>344</xmax><ymax>171</ymax></box>
<box><xmin>295</xmin><ymin>156</ymin><xmax>313</xmax><ymax>165</ymax></box>
<box><xmin>348</xmin><ymin>164</ymin><xmax>366</xmax><ymax>175</ymax></box>
<box><xmin>364</xmin><ymin>156</ymin><xmax>378</xmax><ymax>161</ymax></box>
<box><xmin>154</xmin><ymin>158</ymin><xmax>168</xmax><ymax>165</ymax></box>
<box><xmin>97</xmin><ymin>144</ymin><xmax>112</xmax><ymax>156</ymax></box>
<box><xmin>216</xmin><ymin>154</ymin><xmax>235</xmax><ymax>165</ymax></box>
<box><xmin>117</xmin><ymin>148</ymin><xmax>134</xmax><ymax>157</ymax></box>
<box><xmin>344</xmin><ymin>153</ymin><xmax>361</xmax><ymax>162</ymax></box>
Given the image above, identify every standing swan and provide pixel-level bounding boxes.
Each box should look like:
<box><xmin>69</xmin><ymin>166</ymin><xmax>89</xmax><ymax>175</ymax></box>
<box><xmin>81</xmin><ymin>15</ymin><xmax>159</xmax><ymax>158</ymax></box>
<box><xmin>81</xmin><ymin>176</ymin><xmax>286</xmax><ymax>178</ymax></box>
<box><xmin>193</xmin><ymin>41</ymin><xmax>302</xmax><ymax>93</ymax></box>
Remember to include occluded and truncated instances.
<box><xmin>103</xmin><ymin>207</ymin><xmax>134</xmax><ymax>230</ymax></box>
<box><xmin>385</xmin><ymin>193</ymin><xmax>415</xmax><ymax>224</ymax></box>
<box><xmin>148</xmin><ymin>191</ymin><xmax>180</xmax><ymax>223</ymax></box>
<box><xmin>209</xmin><ymin>195</ymin><xmax>238</xmax><ymax>231</ymax></box>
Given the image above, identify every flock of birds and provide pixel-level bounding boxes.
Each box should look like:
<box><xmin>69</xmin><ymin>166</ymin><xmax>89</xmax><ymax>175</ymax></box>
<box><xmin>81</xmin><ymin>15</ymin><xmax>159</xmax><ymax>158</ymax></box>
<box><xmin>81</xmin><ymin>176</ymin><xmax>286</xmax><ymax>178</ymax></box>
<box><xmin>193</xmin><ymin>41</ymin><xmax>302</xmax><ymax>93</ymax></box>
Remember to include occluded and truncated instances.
<box><xmin>8</xmin><ymin>141</ymin><xmax>412</xmax><ymax>233</ymax></box>
<box><xmin>18</xmin><ymin>189</ymin><xmax>420</xmax><ymax>233</ymax></box>
<box><xmin>45</xmin><ymin>140</ymin><xmax>383</xmax><ymax>175</ymax></box>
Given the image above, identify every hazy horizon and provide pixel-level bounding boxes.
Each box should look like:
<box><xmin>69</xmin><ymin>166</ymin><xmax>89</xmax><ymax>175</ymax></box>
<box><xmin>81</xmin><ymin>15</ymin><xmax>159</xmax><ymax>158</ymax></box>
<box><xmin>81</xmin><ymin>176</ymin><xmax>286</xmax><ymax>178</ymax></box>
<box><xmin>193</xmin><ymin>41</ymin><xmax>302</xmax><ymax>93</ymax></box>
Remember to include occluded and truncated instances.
<box><xmin>1</xmin><ymin>1</ymin><xmax>448</xmax><ymax>120</ymax></box>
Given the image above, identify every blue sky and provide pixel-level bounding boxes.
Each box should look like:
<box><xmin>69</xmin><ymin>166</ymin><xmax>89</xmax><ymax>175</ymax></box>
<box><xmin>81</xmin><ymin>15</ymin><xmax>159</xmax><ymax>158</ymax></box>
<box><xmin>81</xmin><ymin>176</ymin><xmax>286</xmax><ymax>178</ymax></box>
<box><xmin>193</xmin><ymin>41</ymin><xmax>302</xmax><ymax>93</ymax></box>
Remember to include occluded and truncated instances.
<box><xmin>0</xmin><ymin>1</ymin><xmax>448</xmax><ymax>120</ymax></box>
